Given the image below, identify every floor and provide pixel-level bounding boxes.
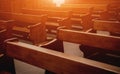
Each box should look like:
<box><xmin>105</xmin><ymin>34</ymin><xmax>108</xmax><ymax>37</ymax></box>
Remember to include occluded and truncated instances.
<box><xmin>14</xmin><ymin>59</ymin><xmax>45</xmax><ymax>74</ymax></box>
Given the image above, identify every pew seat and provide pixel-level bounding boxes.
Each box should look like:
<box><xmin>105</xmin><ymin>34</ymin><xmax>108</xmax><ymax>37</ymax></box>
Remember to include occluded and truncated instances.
<box><xmin>11</xmin><ymin>13</ymin><xmax>47</xmax><ymax>45</ymax></box>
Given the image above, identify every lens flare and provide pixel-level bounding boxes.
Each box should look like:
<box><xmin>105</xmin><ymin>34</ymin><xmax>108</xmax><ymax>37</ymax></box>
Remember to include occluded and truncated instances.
<box><xmin>53</xmin><ymin>0</ymin><xmax>65</xmax><ymax>7</ymax></box>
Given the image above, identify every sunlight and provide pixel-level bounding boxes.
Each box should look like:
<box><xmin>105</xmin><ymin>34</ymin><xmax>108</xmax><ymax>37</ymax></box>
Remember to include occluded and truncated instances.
<box><xmin>53</xmin><ymin>0</ymin><xmax>65</xmax><ymax>7</ymax></box>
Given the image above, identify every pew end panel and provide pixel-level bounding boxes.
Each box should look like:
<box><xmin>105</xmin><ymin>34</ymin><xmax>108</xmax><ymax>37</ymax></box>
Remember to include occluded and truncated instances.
<box><xmin>0</xmin><ymin>20</ymin><xmax>15</xmax><ymax>39</ymax></box>
<box><xmin>58</xmin><ymin>17</ymin><xmax>72</xmax><ymax>29</ymax></box>
<box><xmin>71</xmin><ymin>13</ymin><xmax>93</xmax><ymax>31</ymax></box>
<box><xmin>11</xmin><ymin>13</ymin><xmax>47</xmax><ymax>45</ymax></box>
<box><xmin>29</xmin><ymin>23</ymin><xmax>47</xmax><ymax>45</ymax></box>
<box><xmin>81</xmin><ymin>14</ymin><xmax>93</xmax><ymax>31</ymax></box>
<box><xmin>0</xmin><ymin>30</ymin><xmax>17</xmax><ymax>74</ymax></box>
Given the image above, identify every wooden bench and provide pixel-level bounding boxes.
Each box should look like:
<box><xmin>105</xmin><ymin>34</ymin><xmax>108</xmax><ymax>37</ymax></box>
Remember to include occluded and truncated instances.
<box><xmin>11</xmin><ymin>13</ymin><xmax>47</xmax><ymax>45</ymax></box>
<box><xmin>91</xmin><ymin>4</ymin><xmax>108</xmax><ymax>18</ymax></box>
<box><xmin>0</xmin><ymin>12</ymin><xmax>12</xmax><ymax>20</ymax></box>
<box><xmin>117</xmin><ymin>13</ymin><xmax>120</xmax><ymax>21</ymax></box>
<box><xmin>61</xmin><ymin>4</ymin><xmax>108</xmax><ymax>18</ymax></box>
<box><xmin>58</xmin><ymin>4</ymin><xmax>93</xmax><ymax>31</ymax></box>
<box><xmin>98</xmin><ymin>11</ymin><xmax>118</xmax><ymax>21</ymax></box>
<box><xmin>82</xmin><ymin>19</ymin><xmax>120</xmax><ymax>66</ymax></box>
<box><xmin>0</xmin><ymin>12</ymin><xmax>14</xmax><ymax>32</ymax></box>
<box><xmin>22</xmin><ymin>9</ymin><xmax>72</xmax><ymax>34</ymax></box>
<box><xmin>5</xmin><ymin>29</ymin><xmax>120</xmax><ymax>74</ymax></box>
<box><xmin>92</xmin><ymin>19</ymin><xmax>120</xmax><ymax>36</ymax></box>
<box><xmin>0</xmin><ymin>29</ymin><xmax>15</xmax><ymax>74</ymax></box>
<box><xmin>0</xmin><ymin>29</ymin><xmax>7</xmax><ymax>54</ymax></box>
<box><xmin>61</xmin><ymin>4</ymin><xmax>93</xmax><ymax>14</ymax></box>
<box><xmin>71</xmin><ymin>13</ymin><xmax>93</xmax><ymax>31</ymax></box>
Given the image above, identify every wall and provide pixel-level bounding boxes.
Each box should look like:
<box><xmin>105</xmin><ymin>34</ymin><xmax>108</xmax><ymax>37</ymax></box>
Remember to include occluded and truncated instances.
<box><xmin>0</xmin><ymin>0</ymin><xmax>12</xmax><ymax>12</ymax></box>
<box><xmin>0</xmin><ymin>0</ymin><xmax>120</xmax><ymax>13</ymax></box>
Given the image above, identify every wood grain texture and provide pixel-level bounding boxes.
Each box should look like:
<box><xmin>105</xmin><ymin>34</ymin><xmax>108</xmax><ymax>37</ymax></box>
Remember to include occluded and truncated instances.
<box><xmin>11</xmin><ymin>13</ymin><xmax>47</xmax><ymax>44</ymax></box>
<box><xmin>93</xmin><ymin>20</ymin><xmax>120</xmax><ymax>33</ymax></box>
<box><xmin>57</xmin><ymin>29</ymin><xmax>120</xmax><ymax>51</ymax></box>
<box><xmin>6</xmin><ymin>41</ymin><xmax>120</xmax><ymax>74</ymax></box>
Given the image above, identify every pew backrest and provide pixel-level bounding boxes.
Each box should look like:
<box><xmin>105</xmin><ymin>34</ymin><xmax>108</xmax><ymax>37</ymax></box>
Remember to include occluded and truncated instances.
<box><xmin>6</xmin><ymin>40</ymin><xmax>120</xmax><ymax>74</ymax></box>
<box><xmin>93</xmin><ymin>20</ymin><xmax>120</xmax><ymax>33</ymax></box>
<box><xmin>0</xmin><ymin>12</ymin><xmax>12</xmax><ymax>20</ymax></box>
<box><xmin>11</xmin><ymin>13</ymin><xmax>47</xmax><ymax>24</ymax></box>
<box><xmin>57</xmin><ymin>29</ymin><xmax>120</xmax><ymax>51</ymax></box>
<box><xmin>22</xmin><ymin>9</ymin><xmax>71</xmax><ymax>18</ymax></box>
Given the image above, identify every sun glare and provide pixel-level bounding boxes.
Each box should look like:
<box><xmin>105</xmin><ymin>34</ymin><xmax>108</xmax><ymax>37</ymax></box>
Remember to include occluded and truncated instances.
<box><xmin>53</xmin><ymin>0</ymin><xmax>65</xmax><ymax>7</ymax></box>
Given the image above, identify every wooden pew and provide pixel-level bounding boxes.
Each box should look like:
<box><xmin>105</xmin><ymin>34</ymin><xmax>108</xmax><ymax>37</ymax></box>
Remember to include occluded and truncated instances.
<box><xmin>61</xmin><ymin>4</ymin><xmax>108</xmax><ymax>19</ymax></box>
<box><xmin>61</xmin><ymin>4</ymin><xmax>93</xmax><ymax>14</ymax></box>
<box><xmin>11</xmin><ymin>13</ymin><xmax>47</xmax><ymax>45</ymax></box>
<box><xmin>98</xmin><ymin>11</ymin><xmax>118</xmax><ymax>21</ymax></box>
<box><xmin>117</xmin><ymin>13</ymin><xmax>120</xmax><ymax>21</ymax></box>
<box><xmin>93</xmin><ymin>20</ymin><xmax>120</xmax><ymax>33</ymax></box>
<box><xmin>59</xmin><ymin>4</ymin><xmax>93</xmax><ymax>31</ymax></box>
<box><xmin>0</xmin><ymin>12</ymin><xmax>15</xmax><ymax>51</ymax></box>
<box><xmin>58</xmin><ymin>29</ymin><xmax>120</xmax><ymax>51</ymax></box>
<box><xmin>92</xmin><ymin>4</ymin><xmax>108</xmax><ymax>14</ymax></box>
<box><xmin>22</xmin><ymin>9</ymin><xmax>72</xmax><ymax>34</ymax></box>
<box><xmin>0</xmin><ymin>30</ymin><xmax>15</xmax><ymax>74</ymax></box>
<box><xmin>93</xmin><ymin>3</ymin><xmax>120</xmax><ymax>21</ymax></box>
<box><xmin>0</xmin><ymin>12</ymin><xmax>12</xmax><ymax>20</ymax></box>
<box><xmin>0</xmin><ymin>12</ymin><xmax>14</xmax><ymax>32</ymax></box>
<box><xmin>71</xmin><ymin>13</ymin><xmax>93</xmax><ymax>31</ymax></box>
<box><xmin>91</xmin><ymin>4</ymin><xmax>108</xmax><ymax>19</ymax></box>
<box><xmin>107</xmin><ymin>3</ymin><xmax>120</xmax><ymax>12</ymax></box>
<box><xmin>5</xmin><ymin>29</ymin><xmax>120</xmax><ymax>74</ymax></box>
<box><xmin>91</xmin><ymin>19</ymin><xmax>120</xmax><ymax>37</ymax></box>
<box><xmin>57</xmin><ymin>28</ymin><xmax>120</xmax><ymax>71</ymax></box>
<box><xmin>0</xmin><ymin>29</ymin><xmax>7</xmax><ymax>54</ymax></box>
<box><xmin>82</xmin><ymin>19</ymin><xmax>120</xmax><ymax>66</ymax></box>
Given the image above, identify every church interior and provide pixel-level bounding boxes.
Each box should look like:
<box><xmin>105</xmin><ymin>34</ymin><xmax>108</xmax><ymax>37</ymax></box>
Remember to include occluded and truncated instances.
<box><xmin>0</xmin><ymin>0</ymin><xmax>120</xmax><ymax>74</ymax></box>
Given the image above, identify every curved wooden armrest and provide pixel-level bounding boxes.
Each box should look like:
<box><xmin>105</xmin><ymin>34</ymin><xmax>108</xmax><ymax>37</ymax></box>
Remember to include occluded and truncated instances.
<box><xmin>57</xmin><ymin>26</ymin><xmax>66</xmax><ymax>30</ymax></box>
<box><xmin>27</xmin><ymin>23</ymin><xmax>41</xmax><ymax>29</ymax></box>
<box><xmin>39</xmin><ymin>39</ymin><xmax>57</xmax><ymax>47</ymax></box>
<box><xmin>40</xmin><ymin>39</ymin><xmax>64</xmax><ymax>52</ymax></box>
<box><xmin>80</xmin><ymin>13</ymin><xmax>91</xmax><ymax>18</ymax></box>
<box><xmin>0</xmin><ymin>20</ymin><xmax>14</xmax><ymax>23</ymax></box>
<box><xmin>85</xmin><ymin>28</ymin><xmax>96</xmax><ymax>33</ymax></box>
<box><xmin>5</xmin><ymin>20</ymin><xmax>15</xmax><ymax>23</ymax></box>
<box><xmin>0</xmin><ymin>29</ymin><xmax>6</xmax><ymax>33</ymax></box>
<box><xmin>48</xmin><ymin>17</ymin><xmax>60</xmax><ymax>20</ymax></box>
<box><xmin>4</xmin><ymin>38</ymin><xmax>19</xmax><ymax>43</ymax></box>
<box><xmin>57</xmin><ymin>17</ymin><xmax>69</xmax><ymax>23</ymax></box>
<box><xmin>58</xmin><ymin>17</ymin><xmax>71</xmax><ymax>29</ymax></box>
<box><xmin>0</xmin><ymin>53</ymin><xmax>4</xmax><ymax>58</ymax></box>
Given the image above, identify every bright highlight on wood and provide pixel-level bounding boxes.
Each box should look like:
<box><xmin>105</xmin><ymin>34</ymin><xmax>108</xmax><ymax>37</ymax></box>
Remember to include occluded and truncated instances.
<box><xmin>53</xmin><ymin>0</ymin><xmax>65</xmax><ymax>7</ymax></box>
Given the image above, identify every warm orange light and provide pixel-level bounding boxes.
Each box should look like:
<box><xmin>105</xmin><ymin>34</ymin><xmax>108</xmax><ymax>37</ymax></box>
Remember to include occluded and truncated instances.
<box><xmin>53</xmin><ymin>0</ymin><xmax>65</xmax><ymax>7</ymax></box>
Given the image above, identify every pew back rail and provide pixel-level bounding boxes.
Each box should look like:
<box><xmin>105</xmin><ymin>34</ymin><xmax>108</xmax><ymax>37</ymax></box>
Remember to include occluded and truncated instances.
<box><xmin>6</xmin><ymin>40</ymin><xmax>120</xmax><ymax>74</ymax></box>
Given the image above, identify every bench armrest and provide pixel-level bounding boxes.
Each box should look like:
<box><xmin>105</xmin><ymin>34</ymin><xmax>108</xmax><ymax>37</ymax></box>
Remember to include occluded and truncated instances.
<box><xmin>27</xmin><ymin>23</ymin><xmax>41</xmax><ymax>29</ymax></box>
<box><xmin>40</xmin><ymin>39</ymin><xmax>64</xmax><ymax>52</ymax></box>
<box><xmin>58</xmin><ymin>17</ymin><xmax>71</xmax><ymax>29</ymax></box>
